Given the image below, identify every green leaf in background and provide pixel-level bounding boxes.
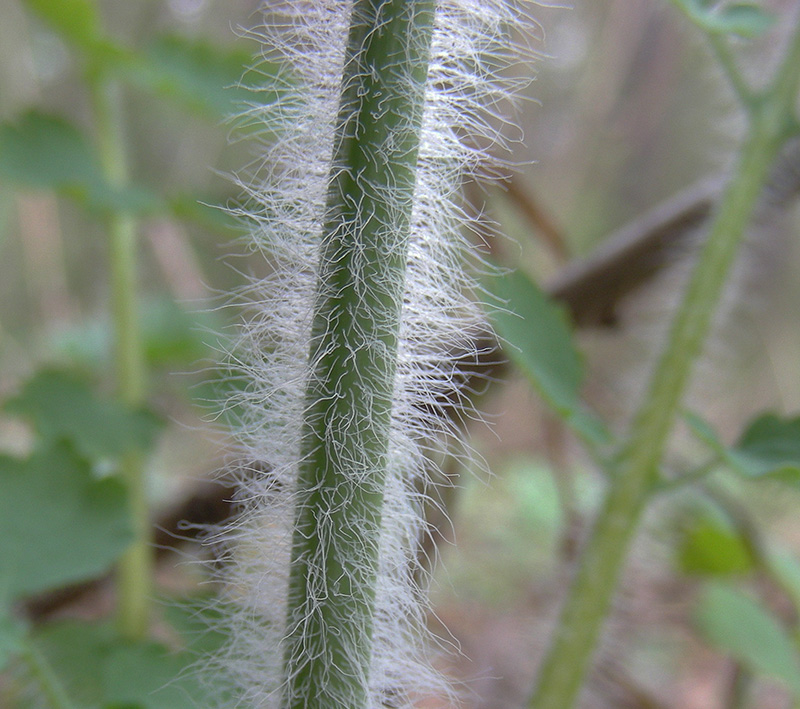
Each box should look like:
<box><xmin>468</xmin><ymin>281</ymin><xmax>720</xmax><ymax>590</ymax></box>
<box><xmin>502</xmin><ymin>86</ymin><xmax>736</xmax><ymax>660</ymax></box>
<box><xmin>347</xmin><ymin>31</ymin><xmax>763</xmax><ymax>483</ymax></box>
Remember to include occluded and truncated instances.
<box><xmin>47</xmin><ymin>297</ymin><xmax>222</xmax><ymax>369</ymax></box>
<box><xmin>0</xmin><ymin>111</ymin><xmax>161</xmax><ymax>214</ymax></box>
<box><xmin>6</xmin><ymin>369</ymin><xmax>161</xmax><ymax>462</ymax></box>
<box><xmin>733</xmin><ymin>413</ymin><xmax>800</xmax><ymax>480</ymax></box>
<box><xmin>123</xmin><ymin>35</ymin><xmax>267</xmax><ymax>118</ymax></box>
<box><xmin>0</xmin><ymin>442</ymin><xmax>132</xmax><ymax>598</ymax></box>
<box><xmin>704</xmin><ymin>4</ymin><xmax>775</xmax><ymax>37</ymax></box>
<box><xmin>0</xmin><ymin>606</ymin><xmax>27</xmax><ymax>672</ymax></box>
<box><xmin>483</xmin><ymin>269</ymin><xmax>611</xmax><ymax>446</ymax></box>
<box><xmin>768</xmin><ymin>551</ymin><xmax>800</xmax><ymax>617</ymax></box>
<box><xmin>670</xmin><ymin>0</ymin><xmax>774</xmax><ymax>38</ymax></box>
<box><xmin>0</xmin><ymin>112</ymin><xmax>100</xmax><ymax>190</ymax></box>
<box><xmin>162</xmin><ymin>596</ymin><xmax>232</xmax><ymax>656</ymax></box>
<box><xmin>168</xmin><ymin>194</ymin><xmax>243</xmax><ymax>234</ymax></box>
<box><xmin>684</xmin><ymin>411</ymin><xmax>800</xmax><ymax>484</ymax></box>
<box><xmin>693</xmin><ymin>582</ymin><xmax>800</xmax><ymax>696</ymax></box>
<box><xmin>22</xmin><ymin>0</ymin><xmax>102</xmax><ymax>52</ymax></box>
<box><xmin>30</xmin><ymin>621</ymin><xmax>207</xmax><ymax>709</ymax></box>
<box><xmin>677</xmin><ymin>517</ymin><xmax>754</xmax><ymax>576</ymax></box>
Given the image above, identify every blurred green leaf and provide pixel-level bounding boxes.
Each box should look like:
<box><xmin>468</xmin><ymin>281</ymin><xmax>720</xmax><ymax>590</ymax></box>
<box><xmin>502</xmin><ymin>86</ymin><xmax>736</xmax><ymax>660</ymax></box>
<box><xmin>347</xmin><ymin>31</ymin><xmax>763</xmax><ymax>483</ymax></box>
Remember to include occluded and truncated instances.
<box><xmin>0</xmin><ymin>111</ymin><xmax>161</xmax><ymax>214</ymax></box>
<box><xmin>22</xmin><ymin>0</ymin><xmax>102</xmax><ymax>51</ymax></box>
<box><xmin>30</xmin><ymin>621</ymin><xmax>208</xmax><ymax>709</ymax></box>
<box><xmin>483</xmin><ymin>269</ymin><xmax>611</xmax><ymax>446</ymax></box>
<box><xmin>677</xmin><ymin>518</ymin><xmax>754</xmax><ymax>576</ymax></box>
<box><xmin>733</xmin><ymin>413</ymin><xmax>800</xmax><ymax>480</ymax></box>
<box><xmin>168</xmin><ymin>194</ymin><xmax>242</xmax><ymax>234</ymax></box>
<box><xmin>670</xmin><ymin>0</ymin><xmax>774</xmax><ymax>38</ymax></box>
<box><xmin>693</xmin><ymin>582</ymin><xmax>800</xmax><ymax>695</ymax></box>
<box><xmin>122</xmin><ymin>35</ymin><xmax>267</xmax><ymax>118</ymax></box>
<box><xmin>705</xmin><ymin>4</ymin><xmax>775</xmax><ymax>37</ymax></box>
<box><xmin>0</xmin><ymin>442</ymin><xmax>132</xmax><ymax>598</ymax></box>
<box><xmin>685</xmin><ymin>411</ymin><xmax>800</xmax><ymax>484</ymax></box>
<box><xmin>768</xmin><ymin>551</ymin><xmax>800</xmax><ymax>615</ymax></box>
<box><xmin>48</xmin><ymin>297</ymin><xmax>222</xmax><ymax>369</ymax></box>
<box><xmin>0</xmin><ymin>607</ymin><xmax>27</xmax><ymax>672</ymax></box>
<box><xmin>6</xmin><ymin>369</ymin><xmax>161</xmax><ymax>462</ymax></box>
<box><xmin>0</xmin><ymin>111</ymin><xmax>100</xmax><ymax>190</ymax></box>
<box><xmin>162</xmin><ymin>596</ymin><xmax>232</xmax><ymax>656</ymax></box>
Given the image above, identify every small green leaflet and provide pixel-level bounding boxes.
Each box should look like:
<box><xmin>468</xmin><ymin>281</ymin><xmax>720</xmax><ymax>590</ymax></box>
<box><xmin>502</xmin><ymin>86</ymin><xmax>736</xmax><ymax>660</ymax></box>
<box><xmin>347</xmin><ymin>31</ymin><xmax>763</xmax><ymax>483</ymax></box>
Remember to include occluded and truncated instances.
<box><xmin>483</xmin><ymin>268</ymin><xmax>611</xmax><ymax>447</ymax></box>
<box><xmin>677</xmin><ymin>517</ymin><xmax>754</xmax><ymax>576</ymax></box>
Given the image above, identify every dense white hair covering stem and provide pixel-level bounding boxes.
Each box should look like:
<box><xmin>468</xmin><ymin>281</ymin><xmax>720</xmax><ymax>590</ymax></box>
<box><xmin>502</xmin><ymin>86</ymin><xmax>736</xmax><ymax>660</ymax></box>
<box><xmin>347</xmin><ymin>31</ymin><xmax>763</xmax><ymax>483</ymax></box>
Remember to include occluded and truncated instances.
<box><xmin>208</xmin><ymin>1</ymin><xmax>539</xmax><ymax>706</ymax></box>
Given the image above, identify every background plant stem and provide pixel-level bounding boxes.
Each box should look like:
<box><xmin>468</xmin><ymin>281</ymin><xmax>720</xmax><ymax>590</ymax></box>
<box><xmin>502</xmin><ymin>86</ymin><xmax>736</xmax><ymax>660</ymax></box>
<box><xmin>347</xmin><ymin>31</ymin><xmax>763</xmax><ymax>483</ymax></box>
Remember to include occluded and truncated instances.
<box><xmin>530</xmin><ymin>18</ymin><xmax>800</xmax><ymax>709</ymax></box>
<box><xmin>91</xmin><ymin>77</ymin><xmax>151</xmax><ymax>641</ymax></box>
<box><xmin>283</xmin><ymin>2</ymin><xmax>435</xmax><ymax>706</ymax></box>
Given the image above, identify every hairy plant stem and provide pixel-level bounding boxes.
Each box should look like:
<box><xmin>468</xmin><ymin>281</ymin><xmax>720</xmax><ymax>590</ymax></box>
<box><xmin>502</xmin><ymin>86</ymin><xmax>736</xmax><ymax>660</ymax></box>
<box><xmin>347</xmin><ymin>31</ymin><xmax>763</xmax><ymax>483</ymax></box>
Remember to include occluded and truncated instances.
<box><xmin>530</xmin><ymin>19</ymin><xmax>800</xmax><ymax>709</ymax></box>
<box><xmin>91</xmin><ymin>77</ymin><xmax>151</xmax><ymax>641</ymax></box>
<box><xmin>284</xmin><ymin>1</ymin><xmax>435</xmax><ymax>706</ymax></box>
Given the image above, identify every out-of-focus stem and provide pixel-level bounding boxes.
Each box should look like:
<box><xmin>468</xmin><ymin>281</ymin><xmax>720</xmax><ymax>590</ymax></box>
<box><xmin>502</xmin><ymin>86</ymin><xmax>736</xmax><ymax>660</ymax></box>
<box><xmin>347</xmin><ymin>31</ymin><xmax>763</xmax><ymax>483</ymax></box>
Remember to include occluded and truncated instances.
<box><xmin>530</xmin><ymin>16</ymin><xmax>800</xmax><ymax>709</ymax></box>
<box><xmin>91</xmin><ymin>77</ymin><xmax>151</xmax><ymax>641</ymax></box>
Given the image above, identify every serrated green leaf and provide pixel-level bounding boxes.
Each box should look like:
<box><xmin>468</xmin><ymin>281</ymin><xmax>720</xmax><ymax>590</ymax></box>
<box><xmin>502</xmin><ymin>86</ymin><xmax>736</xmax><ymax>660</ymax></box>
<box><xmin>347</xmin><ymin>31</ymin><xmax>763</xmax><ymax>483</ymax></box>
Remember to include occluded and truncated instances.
<box><xmin>6</xmin><ymin>369</ymin><xmax>161</xmax><ymax>462</ymax></box>
<box><xmin>31</xmin><ymin>621</ymin><xmax>207</xmax><ymax>709</ymax></box>
<box><xmin>123</xmin><ymin>35</ymin><xmax>265</xmax><ymax>118</ymax></box>
<box><xmin>677</xmin><ymin>518</ymin><xmax>754</xmax><ymax>576</ymax></box>
<box><xmin>483</xmin><ymin>269</ymin><xmax>611</xmax><ymax>446</ymax></box>
<box><xmin>0</xmin><ymin>442</ymin><xmax>132</xmax><ymax>598</ymax></box>
<box><xmin>693</xmin><ymin>582</ymin><xmax>800</xmax><ymax>696</ymax></box>
<box><xmin>22</xmin><ymin>0</ymin><xmax>102</xmax><ymax>51</ymax></box>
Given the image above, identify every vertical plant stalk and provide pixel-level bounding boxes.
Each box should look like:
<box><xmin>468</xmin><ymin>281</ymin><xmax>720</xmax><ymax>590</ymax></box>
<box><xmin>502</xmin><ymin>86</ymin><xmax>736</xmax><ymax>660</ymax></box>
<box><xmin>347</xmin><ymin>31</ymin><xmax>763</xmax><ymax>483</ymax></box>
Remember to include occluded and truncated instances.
<box><xmin>217</xmin><ymin>1</ymin><xmax>534</xmax><ymax>706</ymax></box>
<box><xmin>91</xmin><ymin>78</ymin><xmax>150</xmax><ymax>641</ymax></box>
<box><xmin>530</xmin><ymin>20</ymin><xmax>800</xmax><ymax>709</ymax></box>
<box><xmin>284</xmin><ymin>2</ymin><xmax>435</xmax><ymax>706</ymax></box>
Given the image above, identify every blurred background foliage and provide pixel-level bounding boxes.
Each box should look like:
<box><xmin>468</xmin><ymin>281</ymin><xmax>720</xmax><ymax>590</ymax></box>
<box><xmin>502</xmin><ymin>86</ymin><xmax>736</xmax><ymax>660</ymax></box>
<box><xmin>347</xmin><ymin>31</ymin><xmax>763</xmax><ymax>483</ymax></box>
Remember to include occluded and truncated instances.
<box><xmin>1</xmin><ymin>0</ymin><xmax>799</xmax><ymax>707</ymax></box>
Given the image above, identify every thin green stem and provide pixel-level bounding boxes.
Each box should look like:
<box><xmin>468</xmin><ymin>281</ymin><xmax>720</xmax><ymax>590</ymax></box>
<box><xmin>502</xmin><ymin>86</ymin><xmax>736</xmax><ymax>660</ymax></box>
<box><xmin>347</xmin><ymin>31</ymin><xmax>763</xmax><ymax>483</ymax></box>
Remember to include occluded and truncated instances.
<box><xmin>529</xmin><ymin>18</ymin><xmax>800</xmax><ymax>709</ymax></box>
<box><xmin>22</xmin><ymin>641</ymin><xmax>75</xmax><ymax>709</ymax></box>
<box><xmin>708</xmin><ymin>34</ymin><xmax>754</xmax><ymax>106</ymax></box>
<box><xmin>91</xmin><ymin>77</ymin><xmax>151</xmax><ymax>641</ymax></box>
<box><xmin>283</xmin><ymin>2</ymin><xmax>436</xmax><ymax>707</ymax></box>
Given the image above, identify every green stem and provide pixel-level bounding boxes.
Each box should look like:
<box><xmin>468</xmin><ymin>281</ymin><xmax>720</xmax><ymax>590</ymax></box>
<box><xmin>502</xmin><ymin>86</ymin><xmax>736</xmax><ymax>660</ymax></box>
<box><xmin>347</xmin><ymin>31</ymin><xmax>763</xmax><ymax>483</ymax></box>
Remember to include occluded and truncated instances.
<box><xmin>529</xmin><ymin>18</ymin><xmax>800</xmax><ymax>709</ymax></box>
<box><xmin>283</xmin><ymin>2</ymin><xmax>435</xmax><ymax>707</ymax></box>
<box><xmin>22</xmin><ymin>640</ymin><xmax>75</xmax><ymax>709</ymax></box>
<box><xmin>708</xmin><ymin>34</ymin><xmax>753</xmax><ymax>106</ymax></box>
<box><xmin>91</xmin><ymin>77</ymin><xmax>151</xmax><ymax>641</ymax></box>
